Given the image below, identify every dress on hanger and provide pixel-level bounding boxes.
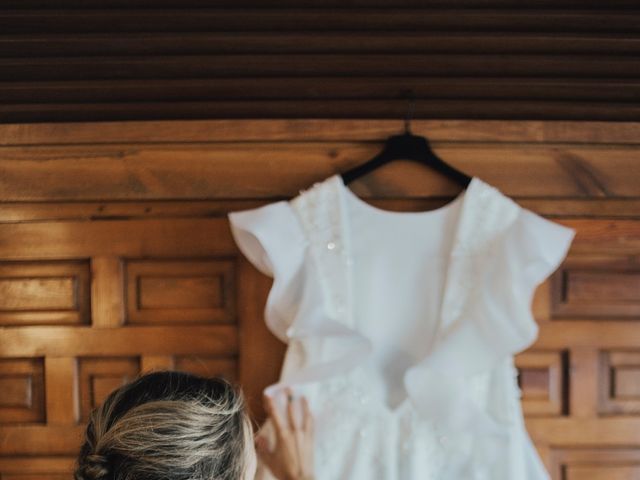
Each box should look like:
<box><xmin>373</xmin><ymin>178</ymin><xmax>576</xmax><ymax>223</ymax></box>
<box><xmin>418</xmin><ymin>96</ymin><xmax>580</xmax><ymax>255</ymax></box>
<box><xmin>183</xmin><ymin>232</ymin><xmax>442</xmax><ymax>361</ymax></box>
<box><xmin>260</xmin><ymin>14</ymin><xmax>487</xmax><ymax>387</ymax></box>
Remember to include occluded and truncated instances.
<box><xmin>228</xmin><ymin>174</ymin><xmax>576</xmax><ymax>480</ymax></box>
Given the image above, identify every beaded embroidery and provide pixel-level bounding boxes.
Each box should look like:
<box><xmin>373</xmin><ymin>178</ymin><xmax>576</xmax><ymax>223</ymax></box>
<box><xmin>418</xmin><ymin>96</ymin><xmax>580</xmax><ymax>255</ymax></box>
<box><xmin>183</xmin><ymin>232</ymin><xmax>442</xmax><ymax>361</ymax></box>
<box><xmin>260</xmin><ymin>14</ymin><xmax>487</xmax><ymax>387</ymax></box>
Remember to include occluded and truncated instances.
<box><xmin>291</xmin><ymin>178</ymin><xmax>353</xmax><ymax>328</ymax></box>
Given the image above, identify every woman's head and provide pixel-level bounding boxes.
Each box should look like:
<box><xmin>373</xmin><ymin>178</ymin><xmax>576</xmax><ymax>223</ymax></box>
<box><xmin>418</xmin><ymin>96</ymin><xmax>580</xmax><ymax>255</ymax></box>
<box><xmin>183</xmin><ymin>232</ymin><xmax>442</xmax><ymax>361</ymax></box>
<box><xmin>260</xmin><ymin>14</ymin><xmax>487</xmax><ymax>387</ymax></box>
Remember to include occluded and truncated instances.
<box><xmin>75</xmin><ymin>370</ymin><xmax>256</xmax><ymax>480</ymax></box>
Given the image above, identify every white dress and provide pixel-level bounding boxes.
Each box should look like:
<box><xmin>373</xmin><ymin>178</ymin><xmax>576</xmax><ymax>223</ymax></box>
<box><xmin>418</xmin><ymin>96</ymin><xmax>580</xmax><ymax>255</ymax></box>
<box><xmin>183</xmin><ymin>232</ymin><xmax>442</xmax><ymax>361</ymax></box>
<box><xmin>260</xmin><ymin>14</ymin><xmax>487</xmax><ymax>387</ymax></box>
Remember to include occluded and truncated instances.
<box><xmin>228</xmin><ymin>174</ymin><xmax>576</xmax><ymax>480</ymax></box>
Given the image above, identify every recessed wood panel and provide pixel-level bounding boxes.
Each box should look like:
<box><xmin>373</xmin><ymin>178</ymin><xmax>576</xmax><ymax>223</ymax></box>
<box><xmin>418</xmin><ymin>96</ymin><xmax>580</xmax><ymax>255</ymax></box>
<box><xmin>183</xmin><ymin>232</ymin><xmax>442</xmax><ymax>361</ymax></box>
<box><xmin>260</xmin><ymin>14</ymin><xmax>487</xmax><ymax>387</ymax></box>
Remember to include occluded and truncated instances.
<box><xmin>0</xmin><ymin>261</ymin><xmax>90</xmax><ymax>326</ymax></box>
<box><xmin>615</xmin><ymin>367</ymin><xmax>640</xmax><ymax>398</ymax></box>
<box><xmin>0</xmin><ymin>278</ymin><xmax>74</xmax><ymax>309</ymax></box>
<box><xmin>567</xmin><ymin>466</ymin><xmax>640</xmax><ymax>480</ymax></box>
<box><xmin>0</xmin><ymin>119</ymin><xmax>638</xmax><ymax>476</ymax></box>
<box><xmin>0</xmin><ymin>377</ymin><xmax>32</xmax><ymax>407</ymax></box>
<box><xmin>570</xmin><ymin>272</ymin><xmax>640</xmax><ymax>303</ymax></box>
<box><xmin>139</xmin><ymin>276</ymin><xmax>222</xmax><ymax>309</ymax></box>
<box><xmin>0</xmin><ymin>358</ymin><xmax>45</xmax><ymax>424</ymax></box>
<box><xmin>515</xmin><ymin>350</ymin><xmax>566</xmax><ymax>417</ymax></box>
<box><xmin>550</xmin><ymin>448</ymin><xmax>640</xmax><ymax>480</ymax></box>
<box><xmin>600</xmin><ymin>350</ymin><xmax>640</xmax><ymax>415</ymax></box>
<box><xmin>125</xmin><ymin>259</ymin><xmax>236</xmax><ymax>325</ymax></box>
<box><xmin>552</xmin><ymin>257</ymin><xmax>640</xmax><ymax>320</ymax></box>
<box><xmin>139</xmin><ymin>355</ymin><xmax>237</xmax><ymax>381</ymax></box>
<box><xmin>2</xmin><ymin>475</ymin><xmax>69</xmax><ymax>480</ymax></box>
<box><xmin>78</xmin><ymin>357</ymin><xmax>140</xmax><ymax>421</ymax></box>
<box><xmin>174</xmin><ymin>356</ymin><xmax>237</xmax><ymax>382</ymax></box>
<box><xmin>0</xmin><ymin>457</ymin><xmax>75</xmax><ymax>480</ymax></box>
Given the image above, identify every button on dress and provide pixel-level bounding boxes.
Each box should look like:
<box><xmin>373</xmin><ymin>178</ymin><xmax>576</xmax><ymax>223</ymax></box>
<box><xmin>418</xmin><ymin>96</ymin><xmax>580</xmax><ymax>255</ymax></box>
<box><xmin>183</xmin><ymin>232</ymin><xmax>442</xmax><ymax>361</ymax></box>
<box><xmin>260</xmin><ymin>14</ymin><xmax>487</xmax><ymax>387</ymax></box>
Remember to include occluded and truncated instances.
<box><xmin>228</xmin><ymin>174</ymin><xmax>575</xmax><ymax>480</ymax></box>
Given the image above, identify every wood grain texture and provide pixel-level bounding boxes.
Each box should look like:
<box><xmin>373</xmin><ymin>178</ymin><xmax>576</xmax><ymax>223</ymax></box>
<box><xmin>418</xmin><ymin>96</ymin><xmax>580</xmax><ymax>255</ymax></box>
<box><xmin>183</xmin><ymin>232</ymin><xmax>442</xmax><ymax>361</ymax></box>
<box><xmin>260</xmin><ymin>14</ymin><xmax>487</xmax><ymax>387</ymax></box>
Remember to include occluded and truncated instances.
<box><xmin>0</xmin><ymin>118</ymin><xmax>637</xmax><ymax>478</ymax></box>
<box><xmin>44</xmin><ymin>357</ymin><xmax>78</xmax><ymax>424</ymax></box>
<box><xmin>0</xmin><ymin>142</ymin><xmax>638</xmax><ymax>201</ymax></box>
<box><xmin>1</xmin><ymin>119</ymin><xmax>638</xmax><ymax>145</ymax></box>
<box><xmin>91</xmin><ymin>256</ymin><xmax>124</xmax><ymax>328</ymax></box>
<box><xmin>0</xmin><ymin>326</ymin><xmax>238</xmax><ymax>358</ymax></box>
<box><xmin>0</xmin><ymin>260</ymin><xmax>90</xmax><ymax>326</ymax></box>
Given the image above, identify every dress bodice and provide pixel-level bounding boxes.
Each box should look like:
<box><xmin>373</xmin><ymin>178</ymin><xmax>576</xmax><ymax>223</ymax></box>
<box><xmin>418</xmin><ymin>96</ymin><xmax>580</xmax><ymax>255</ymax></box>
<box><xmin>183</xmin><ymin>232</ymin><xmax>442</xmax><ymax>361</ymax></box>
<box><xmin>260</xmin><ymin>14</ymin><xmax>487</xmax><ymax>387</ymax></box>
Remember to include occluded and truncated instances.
<box><xmin>228</xmin><ymin>174</ymin><xmax>575</xmax><ymax>480</ymax></box>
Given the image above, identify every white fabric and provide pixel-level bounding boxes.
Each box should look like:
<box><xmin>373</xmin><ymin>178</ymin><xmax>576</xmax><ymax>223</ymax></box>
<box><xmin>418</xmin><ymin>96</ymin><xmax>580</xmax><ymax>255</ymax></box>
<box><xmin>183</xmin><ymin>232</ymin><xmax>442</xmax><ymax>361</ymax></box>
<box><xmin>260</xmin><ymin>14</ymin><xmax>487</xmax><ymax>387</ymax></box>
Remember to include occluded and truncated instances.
<box><xmin>228</xmin><ymin>174</ymin><xmax>575</xmax><ymax>480</ymax></box>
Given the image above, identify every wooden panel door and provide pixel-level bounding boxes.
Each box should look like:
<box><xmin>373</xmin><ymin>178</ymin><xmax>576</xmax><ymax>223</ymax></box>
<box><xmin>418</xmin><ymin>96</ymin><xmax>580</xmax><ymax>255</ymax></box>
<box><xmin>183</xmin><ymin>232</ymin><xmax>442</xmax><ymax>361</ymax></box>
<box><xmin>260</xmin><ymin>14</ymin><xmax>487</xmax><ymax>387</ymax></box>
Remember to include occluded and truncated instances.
<box><xmin>0</xmin><ymin>119</ymin><xmax>638</xmax><ymax>479</ymax></box>
<box><xmin>0</xmin><ymin>217</ymin><xmax>282</xmax><ymax>478</ymax></box>
<box><xmin>518</xmin><ymin>219</ymin><xmax>640</xmax><ymax>479</ymax></box>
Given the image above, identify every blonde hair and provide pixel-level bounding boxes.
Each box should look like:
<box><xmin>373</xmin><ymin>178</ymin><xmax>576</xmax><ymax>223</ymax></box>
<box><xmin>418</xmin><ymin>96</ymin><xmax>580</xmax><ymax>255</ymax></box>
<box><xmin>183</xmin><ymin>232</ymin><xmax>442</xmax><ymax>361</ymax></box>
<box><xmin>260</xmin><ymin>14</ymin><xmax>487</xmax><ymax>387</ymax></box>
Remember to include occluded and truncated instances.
<box><xmin>75</xmin><ymin>371</ymin><xmax>252</xmax><ymax>480</ymax></box>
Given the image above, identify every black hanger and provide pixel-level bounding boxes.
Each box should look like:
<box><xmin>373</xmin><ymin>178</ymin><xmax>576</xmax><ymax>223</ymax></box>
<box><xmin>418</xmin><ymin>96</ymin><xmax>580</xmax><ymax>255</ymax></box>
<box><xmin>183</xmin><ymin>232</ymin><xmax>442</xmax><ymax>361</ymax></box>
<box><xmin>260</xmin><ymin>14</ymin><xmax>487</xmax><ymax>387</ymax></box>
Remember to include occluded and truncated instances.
<box><xmin>340</xmin><ymin>92</ymin><xmax>472</xmax><ymax>187</ymax></box>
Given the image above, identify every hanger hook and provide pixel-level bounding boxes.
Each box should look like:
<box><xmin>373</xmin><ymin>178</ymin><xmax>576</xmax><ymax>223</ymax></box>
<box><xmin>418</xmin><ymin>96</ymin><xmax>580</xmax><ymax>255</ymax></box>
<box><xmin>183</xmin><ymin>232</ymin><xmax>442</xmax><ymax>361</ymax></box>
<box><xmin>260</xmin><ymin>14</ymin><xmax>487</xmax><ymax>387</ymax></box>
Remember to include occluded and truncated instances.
<box><xmin>404</xmin><ymin>90</ymin><xmax>416</xmax><ymax>134</ymax></box>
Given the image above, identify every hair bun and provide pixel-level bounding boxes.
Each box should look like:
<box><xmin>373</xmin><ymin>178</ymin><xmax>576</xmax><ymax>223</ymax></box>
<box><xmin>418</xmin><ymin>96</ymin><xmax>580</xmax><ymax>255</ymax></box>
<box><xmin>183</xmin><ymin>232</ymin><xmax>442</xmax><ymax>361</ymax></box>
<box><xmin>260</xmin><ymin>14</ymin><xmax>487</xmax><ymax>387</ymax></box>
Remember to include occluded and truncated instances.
<box><xmin>75</xmin><ymin>453</ymin><xmax>110</xmax><ymax>480</ymax></box>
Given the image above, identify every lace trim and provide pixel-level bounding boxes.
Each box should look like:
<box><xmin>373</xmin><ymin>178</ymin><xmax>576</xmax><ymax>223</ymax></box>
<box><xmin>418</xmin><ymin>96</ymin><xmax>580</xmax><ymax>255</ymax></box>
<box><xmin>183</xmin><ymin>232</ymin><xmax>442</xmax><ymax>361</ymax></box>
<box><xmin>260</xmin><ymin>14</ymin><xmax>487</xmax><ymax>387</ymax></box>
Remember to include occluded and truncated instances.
<box><xmin>290</xmin><ymin>177</ymin><xmax>353</xmax><ymax>326</ymax></box>
<box><xmin>438</xmin><ymin>179</ymin><xmax>520</xmax><ymax>334</ymax></box>
<box><xmin>289</xmin><ymin>175</ymin><xmax>524</xmax><ymax>479</ymax></box>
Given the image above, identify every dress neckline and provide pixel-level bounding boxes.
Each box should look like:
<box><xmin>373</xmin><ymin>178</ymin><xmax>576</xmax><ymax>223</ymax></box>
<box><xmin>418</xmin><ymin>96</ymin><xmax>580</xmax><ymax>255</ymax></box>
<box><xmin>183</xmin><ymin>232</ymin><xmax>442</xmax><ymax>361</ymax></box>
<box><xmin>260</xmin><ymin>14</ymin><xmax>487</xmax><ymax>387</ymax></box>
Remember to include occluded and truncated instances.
<box><xmin>334</xmin><ymin>174</ymin><xmax>476</xmax><ymax>221</ymax></box>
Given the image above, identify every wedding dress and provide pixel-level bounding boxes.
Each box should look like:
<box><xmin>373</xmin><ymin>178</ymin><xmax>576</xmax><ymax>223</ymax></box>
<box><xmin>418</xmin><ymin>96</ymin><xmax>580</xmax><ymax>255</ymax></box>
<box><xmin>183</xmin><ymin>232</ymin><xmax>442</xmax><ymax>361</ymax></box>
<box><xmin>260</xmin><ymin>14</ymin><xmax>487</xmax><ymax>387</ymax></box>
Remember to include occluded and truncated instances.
<box><xmin>228</xmin><ymin>174</ymin><xmax>575</xmax><ymax>479</ymax></box>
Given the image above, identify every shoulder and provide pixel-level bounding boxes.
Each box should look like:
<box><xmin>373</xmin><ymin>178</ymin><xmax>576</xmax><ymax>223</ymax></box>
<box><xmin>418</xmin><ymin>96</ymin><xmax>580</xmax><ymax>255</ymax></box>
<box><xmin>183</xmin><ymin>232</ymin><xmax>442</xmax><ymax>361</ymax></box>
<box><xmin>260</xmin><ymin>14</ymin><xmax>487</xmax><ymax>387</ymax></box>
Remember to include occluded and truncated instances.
<box><xmin>504</xmin><ymin>206</ymin><xmax>576</xmax><ymax>270</ymax></box>
<box><xmin>228</xmin><ymin>200</ymin><xmax>307</xmax><ymax>277</ymax></box>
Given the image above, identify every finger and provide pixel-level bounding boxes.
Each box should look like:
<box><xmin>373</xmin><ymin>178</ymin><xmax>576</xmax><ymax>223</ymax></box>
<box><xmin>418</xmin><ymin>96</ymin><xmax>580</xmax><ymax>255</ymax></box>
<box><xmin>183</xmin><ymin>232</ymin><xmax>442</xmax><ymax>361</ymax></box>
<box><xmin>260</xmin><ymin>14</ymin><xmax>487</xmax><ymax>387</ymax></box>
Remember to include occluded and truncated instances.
<box><xmin>287</xmin><ymin>392</ymin><xmax>305</xmax><ymax>470</ymax></box>
<box><xmin>301</xmin><ymin>396</ymin><xmax>313</xmax><ymax>432</ymax></box>
<box><xmin>254</xmin><ymin>434</ymin><xmax>269</xmax><ymax>453</ymax></box>
<box><xmin>264</xmin><ymin>393</ymin><xmax>287</xmax><ymax>439</ymax></box>
<box><xmin>286</xmin><ymin>389</ymin><xmax>297</xmax><ymax>430</ymax></box>
<box><xmin>254</xmin><ymin>436</ymin><xmax>275</xmax><ymax>468</ymax></box>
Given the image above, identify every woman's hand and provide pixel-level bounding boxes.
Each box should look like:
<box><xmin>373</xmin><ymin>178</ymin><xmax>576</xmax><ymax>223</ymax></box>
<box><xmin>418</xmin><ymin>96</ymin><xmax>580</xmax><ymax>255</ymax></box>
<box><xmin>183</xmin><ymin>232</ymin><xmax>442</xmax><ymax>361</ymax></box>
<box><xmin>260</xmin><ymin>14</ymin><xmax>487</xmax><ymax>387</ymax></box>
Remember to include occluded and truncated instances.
<box><xmin>255</xmin><ymin>388</ymin><xmax>315</xmax><ymax>480</ymax></box>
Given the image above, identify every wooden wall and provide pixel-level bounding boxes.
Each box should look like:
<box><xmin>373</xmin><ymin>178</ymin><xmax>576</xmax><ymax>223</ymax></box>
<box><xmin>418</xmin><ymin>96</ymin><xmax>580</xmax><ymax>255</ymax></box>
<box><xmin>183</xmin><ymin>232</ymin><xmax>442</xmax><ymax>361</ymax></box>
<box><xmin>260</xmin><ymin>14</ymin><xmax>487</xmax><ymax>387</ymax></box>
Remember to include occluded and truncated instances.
<box><xmin>0</xmin><ymin>2</ymin><xmax>639</xmax><ymax>123</ymax></box>
<box><xmin>0</xmin><ymin>118</ymin><xmax>639</xmax><ymax>479</ymax></box>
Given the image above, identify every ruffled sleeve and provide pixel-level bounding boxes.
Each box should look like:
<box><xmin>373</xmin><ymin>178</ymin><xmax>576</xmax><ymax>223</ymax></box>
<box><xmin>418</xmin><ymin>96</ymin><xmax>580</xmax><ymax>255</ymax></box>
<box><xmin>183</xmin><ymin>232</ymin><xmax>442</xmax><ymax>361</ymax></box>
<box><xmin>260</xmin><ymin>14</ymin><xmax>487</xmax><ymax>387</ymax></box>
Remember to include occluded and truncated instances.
<box><xmin>405</xmin><ymin>206</ymin><xmax>576</xmax><ymax>437</ymax></box>
<box><xmin>512</xmin><ymin>208</ymin><xmax>576</xmax><ymax>295</ymax></box>
<box><xmin>228</xmin><ymin>201</ymin><xmax>308</xmax><ymax>342</ymax></box>
<box><xmin>482</xmin><ymin>207</ymin><xmax>576</xmax><ymax>355</ymax></box>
